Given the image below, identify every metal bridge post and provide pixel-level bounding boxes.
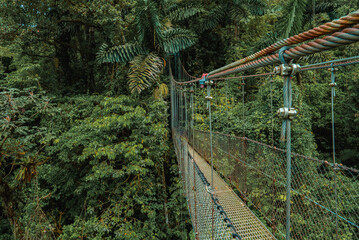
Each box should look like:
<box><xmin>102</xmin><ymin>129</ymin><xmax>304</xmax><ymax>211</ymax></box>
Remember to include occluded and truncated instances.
<box><xmin>330</xmin><ymin>64</ymin><xmax>339</xmax><ymax>239</ymax></box>
<box><xmin>184</xmin><ymin>88</ymin><xmax>188</xmax><ymax>138</ymax></box>
<box><xmin>204</xmin><ymin>77</ymin><xmax>215</xmax><ymax>239</ymax></box>
<box><xmin>241</xmin><ymin>78</ymin><xmax>248</xmax><ymax>194</ymax></box>
<box><xmin>274</xmin><ymin>47</ymin><xmax>301</xmax><ymax>240</ymax></box>
<box><xmin>171</xmin><ymin>77</ymin><xmax>174</xmax><ymax>131</ymax></box>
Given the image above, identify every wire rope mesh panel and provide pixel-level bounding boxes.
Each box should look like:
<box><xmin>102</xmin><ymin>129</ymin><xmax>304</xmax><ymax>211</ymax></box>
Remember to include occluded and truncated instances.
<box><xmin>191</xmin><ymin>129</ymin><xmax>359</xmax><ymax>239</ymax></box>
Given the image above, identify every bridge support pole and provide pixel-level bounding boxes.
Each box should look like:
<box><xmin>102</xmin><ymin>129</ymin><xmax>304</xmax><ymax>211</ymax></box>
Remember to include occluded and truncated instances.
<box><xmin>274</xmin><ymin>47</ymin><xmax>301</xmax><ymax>240</ymax></box>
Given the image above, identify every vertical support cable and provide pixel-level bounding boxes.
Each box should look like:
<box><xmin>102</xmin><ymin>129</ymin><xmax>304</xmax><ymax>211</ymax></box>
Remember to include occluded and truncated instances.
<box><xmin>171</xmin><ymin>69</ymin><xmax>174</xmax><ymax>130</ymax></box>
<box><xmin>241</xmin><ymin>77</ymin><xmax>247</xmax><ymax>193</ymax></box>
<box><xmin>270</xmin><ymin>74</ymin><xmax>274</xmax><ymax>146</ymax></box>
<box><xmin>206</xmin><ymin>82</ymin><xmax>214</xmax><ymax>188</ymax></box>
<box><xmin>276</xmin><ymin>46</ymin><xmax>299</xmax><ymax>240</ymax></box>
<box><xmin>206</xmin><ymin>80</ymin><xmax>214</xmax><ymax>239</ymax></box>
<box><xmin>176</xmin><ymin>86</ymin><xmax>178</xmax><ymax>129</ymax></box>
<box><xmin>190</xmin><ymin>84</ymin><xmax>199</xmax><ymax>239</ymax></box>
<box><xmin>185</xmin><ymin>88</ymin><xmax>188</xmax><ymax>138</ymax></box>
<box><xmin>242</xmin><ymin>78</ymin><xmax>245</xmax><ymax>138</ymax></box>
<box><xmin>330</xmin><ymin>64</ymin><xmax>338</xmax><ymax>239</ymax></box>
<box><xmin>284</xmin><ymin>73</ymin><xmax>292</xmax><ymax>240</ymax></box>
<box><xmin>226</xmin><ymin>79</ymin><xmax>230</xmax><ymax>133</ymax></box>
<box><xmin>180</xmin><ymin>88</ymin><xmax>182</xmax><ymax>130</ymax></box>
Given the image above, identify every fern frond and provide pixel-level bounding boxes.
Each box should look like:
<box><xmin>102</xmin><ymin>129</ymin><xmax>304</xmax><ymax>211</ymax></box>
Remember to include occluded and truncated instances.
<box><xmin>96</xmin><ymin>43</ymin><xmax>146</xmax><ymax>64</ymax></box>
<box><xmin>168</xmin><ymin>5</ymin><xmax>205</xmax><ymax>21</ymax></box>
<box><xmin>128</xmin><ymin>53</ymin><xmax>164</xmax><ymax>94</ymax></box>
<box><xmin>161</xmin><ymin>28</ymin><xmax>197</xmax><ymax>54</ymax></box>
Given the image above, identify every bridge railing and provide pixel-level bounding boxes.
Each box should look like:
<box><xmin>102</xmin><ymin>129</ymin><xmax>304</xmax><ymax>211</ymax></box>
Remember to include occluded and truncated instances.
<box><xmin>171</xmin><ymin>10</ymin><xmax>359</xmax><ymax>240</ymax></box>
<box><xmin>173</xmin><ymin>129</ymin><xmax>241</xmax><ymax>239</ymax></box>
<box><xmin>192</xmin><ymin>129</ymin><xmax>359</xmax><ymax>239</ymax></box>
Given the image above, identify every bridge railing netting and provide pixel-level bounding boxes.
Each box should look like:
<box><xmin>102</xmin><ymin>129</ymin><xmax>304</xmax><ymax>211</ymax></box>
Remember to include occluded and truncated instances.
<box><xmin>188</xmin><ymin>128</ymin><xmax>359</xmax><ymax>239</ymax></box>
<box><xmin>171</xmin><ymin>10</ymin><xmax>359</xmax><ymax>240</ymax></box>
<box><xmin>173</xmin><ymin>129</ymin><xmax>238</xmax><ymax>239</ymax></box>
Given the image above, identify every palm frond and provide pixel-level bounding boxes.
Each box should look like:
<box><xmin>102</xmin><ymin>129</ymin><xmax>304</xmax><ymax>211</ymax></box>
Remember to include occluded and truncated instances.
<box><xmin>200</xmin><ymin>6</ymin><xmax>225</xmax><ymax>31</ymax></box>
<box><xmin>96</xmin><ymin>43</ymin><xmax>146</xmax><ymax>64</ymax></box>
<box><xmin>315</xmin><ymin>2</ymin><xmax>336</xmax><ymax>14</ymax></box>
<box><xmin>250</xmin><ymin>31</ymin><xmax>280</xmax><ymax>54</ymax></box>
<box><xmin>128</xmin><ymin>52</ymin><xmax>164</xmax><ymax>94</ymax></box>
<box><xmin>167</xmin><ymin>5</ymin><xmax>205</xmax><ymax>21</ymax></box>
<box><xmin>233</xmin><ymin>0</ymin><xmax>266</xmax><ymax>16</ymax></box>
<box><xmin>161</xmin><ymin>28</ymin><xmax>197</xmax><ymax>54</ymax></box>
<box><xmin>230</xmin><ymin>5</ymin><xmax>249</xmax><ymax>22</ymax></box>
<box><xmin>135</xmin><ymin>0</ymin><xmax>163</xmax><ymax>44</ymax></box>
<box><xmin>278</xmin><ymin>0</ymin><xmax>308</xmax><ymax>38</ymax></box>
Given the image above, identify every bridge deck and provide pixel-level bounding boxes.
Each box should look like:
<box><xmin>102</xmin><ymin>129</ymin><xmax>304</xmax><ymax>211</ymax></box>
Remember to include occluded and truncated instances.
<box><xmin>187</xmin><ymin>143</ymin><xmax>276</xmax><ymax>240</ymax></box>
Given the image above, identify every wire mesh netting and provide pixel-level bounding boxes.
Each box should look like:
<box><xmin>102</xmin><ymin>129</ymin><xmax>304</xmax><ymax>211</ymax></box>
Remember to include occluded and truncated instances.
<box><xmin>193</xmin><ymin>129</ymin><xmax>359</xmax><ymax>239</ymax></box>
<box><xmin>173</xmin><ymin>130</ymin><xmax>238</xmax><ymax>240</ymax></box>
<box><xmin>170</xmin><ymin>34</ymin><xmax>359</xmax><ymax>239</ymax></box>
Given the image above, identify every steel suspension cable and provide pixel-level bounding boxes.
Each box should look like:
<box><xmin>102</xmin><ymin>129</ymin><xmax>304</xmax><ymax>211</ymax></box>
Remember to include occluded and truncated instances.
<box><xmin>175</xmin><ymin>24</ymin><xmax>359</xmax><ymax>85</ymax></box>
<box><xmin>204</xmin><ymin>80</ymin><xmax>215</xmax><ymax>238</ymax></box>
<box><xmin>242</xmin><ymin>78</ymin><xmax>245</xmax><ymax>138</ymax></box>
<box><xmin>270</xmin><ymin>74</ymin><xmax>274</xmax><ymax>146</ymax></box>
<box><xmin>208</xmin><ymin>10</ymin><xmax>359</xmax><ymax>76</ymax></box>
<box><xmin>226</xmin><ymin>79</ymin><xmax>230</xmax><ymax>133</ymax></box>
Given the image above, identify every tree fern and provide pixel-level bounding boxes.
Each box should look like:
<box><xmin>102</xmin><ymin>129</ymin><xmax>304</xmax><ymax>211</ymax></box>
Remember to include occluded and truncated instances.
<box><xmin>161</xmin><ymin>28</ymin><xmax>197</xmax><ymax>54</ymax></box>
<box><xmin>96</xmin><ymin>43</ymin><xmax>147</xmax><ymax>64</ymax></box>
<box><xmin>128</xmin><ymin>53</ymin><xmax>163</xmax><ymax>94</ymax></box>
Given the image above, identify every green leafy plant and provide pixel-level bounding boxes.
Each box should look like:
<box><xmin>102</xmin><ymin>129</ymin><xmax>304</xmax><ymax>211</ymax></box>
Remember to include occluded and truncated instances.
<box><xmin>128</xmin><ymin>52</ymin><xmax>164</xmax><ymax>94</ymax></box>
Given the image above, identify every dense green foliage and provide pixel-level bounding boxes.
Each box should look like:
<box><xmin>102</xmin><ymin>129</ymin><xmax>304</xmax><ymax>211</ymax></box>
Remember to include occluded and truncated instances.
<box><xmin>0</xmin><ymin>0</ymin><xmax>358</xmax><ymax>239</ymax></box>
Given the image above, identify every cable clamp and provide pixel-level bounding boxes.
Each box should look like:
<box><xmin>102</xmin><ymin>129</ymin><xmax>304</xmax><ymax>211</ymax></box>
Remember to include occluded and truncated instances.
<box><xmin>206</xmin><ymin>185</ymin><xmax>214</xmax><ymax>194</ymax></box>
<box><xmin>277</xmin><ymin>107</ymin><xmax>297</xmax><ymax>120</ymax></box>
<box><xmin>205</xmin><ymin>96</ymin><xmax>213</xmax><ymax>101</ymax></box>
<box><xmin>328</xmin><ymin>67</ymin><xmax>338</xmax><ymax>72</ymax></box>
<box><xmin>205</xmin><ymin>80</ymin><xmax>214</xmax><ymax>86</ymax></box>
<box><xmin>274</xmin><ymin>64</ymin><xmax>301</xmax><ymax>76</ymax></box>
<box><xmin>329</xmin><ymin>82</ymin><xmax>337</xmax><ymax>87</ymax></box>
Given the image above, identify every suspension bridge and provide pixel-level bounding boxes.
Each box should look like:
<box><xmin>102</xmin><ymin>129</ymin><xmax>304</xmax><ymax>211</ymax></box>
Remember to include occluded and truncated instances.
<box><xmin>171</xmin><ymin>10</ymin><xmax>359</xmax><ymax>240</ymax></box>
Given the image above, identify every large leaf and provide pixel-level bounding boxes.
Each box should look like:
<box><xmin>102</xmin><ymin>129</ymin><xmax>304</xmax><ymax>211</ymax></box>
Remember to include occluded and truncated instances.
<box><xmin>233</xmin><ymin>0</ymin><xmax>266</xmax><ymax>16</ymax></box>
<box><xmin>96</xmin><ymin>42</ymin><xmax>147</xmax><ymax>64</ymax></box>
<box><xmin>200</xmin><ymin>5</ymin><xmax>225</xmax><ymax>31</ymax></box>
<box><xmin>128</xmin><ymin>53</ymin><xmax>164</xmax><ymax>94</ymax></box>
<box><xmin>161</xmin><ymin>28</ymin><xmax>197</xmax><ymax>54</ymax></box>
<box><xmin>278</xmin><ymin>0</ymin><xmax>308</xmax><ymax>38</ymax></box>
<box><xmin>167</xmin><ymin>5</ymin><xmax>205</xmax><ymax>21</ymax></box>
<box><xmin>134</xmin><ymin>0</ymin><xmax>163</xmax><ymax>44</ymax></box>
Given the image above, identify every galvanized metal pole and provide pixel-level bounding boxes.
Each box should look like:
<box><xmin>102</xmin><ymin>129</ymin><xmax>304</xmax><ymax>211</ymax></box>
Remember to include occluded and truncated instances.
<box><xmin>171</xmin><ymin>77</ymin><xmax>174</xmax><ymax>131</ymax></box>
<box><xmin>284</xmin><ymin>74</ymin><xmax>292</xmax><ymax>240</ymax></box>
<box><xmin>275</xmin><ymin>47</ymin><xmax>300</xmax><ymax>240</ymax></box>
<box><xmin>330</xmin><ymin>64</ymin><xmax>338</xmax><ymax>240</ymax></box>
